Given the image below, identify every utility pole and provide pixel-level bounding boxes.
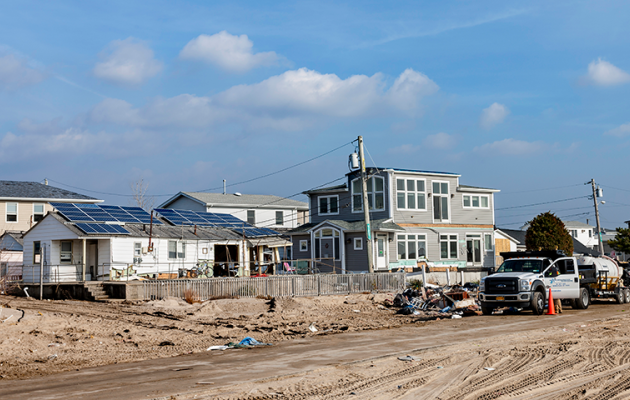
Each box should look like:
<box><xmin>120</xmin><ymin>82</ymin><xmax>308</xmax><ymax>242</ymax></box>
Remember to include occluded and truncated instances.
<box><xmin>589</xmin><ymin>179</ymin><xmax>605</xmax><ymax>256</ymax></box>
<box><xmin>358</xmin><ymin>136</ymin><xmax>374</xmax><ymax>273</ymax></box>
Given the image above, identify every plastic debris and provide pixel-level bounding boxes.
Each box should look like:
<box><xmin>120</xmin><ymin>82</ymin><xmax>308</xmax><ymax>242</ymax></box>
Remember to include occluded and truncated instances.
<box><xmin>159</xmin><ymin>341</ymin><xmax>175</xmax><ymax>346</ymax></box>
<box><xmin>207</xmin><ymin>345</ymin><xmax>228</xmax><ymax>351</ymax></box>
<box><xmin>451</xmin><ymin>315</ymin><xmax>462</xmax><ymax>319</ymax></box>
<box><xmin>398</xmin><ymin>355</ymin><xmax>420</xmax><ymax>362</ymax></box>
<box><xmin>237</xmin><ymin>336</ymin><xmax>273</xmax><ymax>347</ymax></box>
<box><xmin>353</xmin><ymin>309</ymin><xmax>361</xmax><ymax>313</ymax></box>
<box><xmin>309</xmin><ymin>323</ymin><xmax>318</xmax><ymax>333</ymax></box>
<box><xmin>484</xmin><ymin>367</ymin><xmax>495</xmax><ymax>371</ymax></box>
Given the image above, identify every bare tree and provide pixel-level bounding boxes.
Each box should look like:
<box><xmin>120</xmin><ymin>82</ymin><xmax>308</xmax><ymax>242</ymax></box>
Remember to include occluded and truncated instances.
<box><xmin>130</xmin><ymin>178</ymin><xmax>155</xmax><ymax>211</ymax></box>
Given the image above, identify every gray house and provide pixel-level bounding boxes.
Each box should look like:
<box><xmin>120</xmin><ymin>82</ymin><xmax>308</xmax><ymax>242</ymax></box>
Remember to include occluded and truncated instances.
<box><xmin>288</xmin><ymin>167</ymin><xmax>499</xmax><ymax>273</ymax></box>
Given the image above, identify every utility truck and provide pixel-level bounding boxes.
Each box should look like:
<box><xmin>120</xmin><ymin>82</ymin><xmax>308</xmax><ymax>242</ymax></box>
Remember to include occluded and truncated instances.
<box><xmin>479</xmin><ymin>250</ymin><xmax>630</xmax><ymax>315</ymax></box>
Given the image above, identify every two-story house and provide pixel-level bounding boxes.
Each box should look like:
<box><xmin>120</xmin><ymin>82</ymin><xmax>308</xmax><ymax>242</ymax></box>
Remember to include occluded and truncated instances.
<box><xmin>158</xmin><ymin>192</ymin><xmax>309</xmax><ymax>231</ymax></box>
<box><xmin>0</xmin><ymin>180</ymin><xmax>102</xmax><ymax>236</ymax></box>
<box><xmin>288</xmin><ymin>167</ymin><xmax>499</xmax><ymax>273</ymax></box>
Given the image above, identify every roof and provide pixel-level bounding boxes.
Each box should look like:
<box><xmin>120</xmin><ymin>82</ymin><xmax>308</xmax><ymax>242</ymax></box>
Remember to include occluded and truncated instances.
<box><xmin>160</xmin><ymin>192</ymin><xmax>308</xmax><ymax>210</ymax></box>
<box><xmin>377</xmin><ymin>167</ymin><xmax>460</xmax><ymax>176</ymax></box>
<box><xmin>33</xmin><ymin>212</ymin><xmax>245</xmax><ymax>241</ymax></box>
<box><xmin>0</xmin><ymin>181</ymin><xmax>99</xmax><ymax>201</ymax></box>
<box><xmin>303</xmin><ymin>184</ymin><xmax>348</xmax><ymax>194</ymax></box>
<box><xmin>562</xmin><ymin>220</ymin><xmax>594</xmax><ymax>229</ymax></box>
<box><xmin>0</xmin><ymin>231</ymin><xmax>24</xmax><ymax>251</ymax></box>
<box><xmin>287</xmin><ymin>218</ymin><xmax>404</xmax><ymax>234</ymax></box>
<box><xmin>496</xmin><ymin>228</ymin><xmax>526</xmax><ymax>244</ymax></box>
<box><xmin>572</xmin><ymin>237</ymin><xmax>600</xmax><ymax>256</ymax></box>
<box><xmin>458</xmin><ymin>184</ymin><xmax>500</xmax><ymax>193</ymax></box>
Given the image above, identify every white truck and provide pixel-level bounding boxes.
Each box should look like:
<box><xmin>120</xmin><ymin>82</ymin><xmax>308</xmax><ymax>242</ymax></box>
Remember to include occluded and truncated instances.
<box><xmin>479</xmin><ymin>250</ymin><xmax>630</xmax><ymax>315</ymax></box>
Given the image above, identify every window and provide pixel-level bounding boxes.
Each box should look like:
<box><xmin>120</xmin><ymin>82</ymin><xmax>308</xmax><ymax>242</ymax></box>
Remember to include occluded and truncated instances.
<box><xmin>353</xmin><ymin>237</ymin><xmax>363</xmax><ymax>250</ymax></box>
<box><xmin>134</xmin><ymin>242</ymin><xmax>142</xmax><ymax>257</ymax></box>
<box><xmin>397</xmin><ymin>234</ymin><xmax>427</xmax><ymax>260</ymax></box>
<box><xmin>589</xmin><ymin>230</ymin><xmax>592</xmax><ymax>238</ymax></box>
<box><xmin>168</xmin><ymin>240</ymin><xmax>186</xmax><ymax>259</ymax></box>
<box><xmin>318</xmin><ymin>195</ymin><xmax>339</xmax><ymax>215</ymax></box>
<box><xmin>484</xmin><ymin>234</ymin><xmax>493</xmax><ymax>251</ymax></box>
<box><xmin>570</xmin><ymin>230</ymin><xmax>577</xmax><ymax>238</ymax></box>
<box><xmin>463</xmin><ymin>195</ymin><xmax>489</xmax><ymax>209</ymax></box>
<box><xmin>276</xmin><ymin>211</ymin><xmax>284</xmax><ymax>225</ymax></box>
<box><xmin>396</xmin><ymin>178</ymin><xmax>426</xmax><ymax>210</ymax></box>
<box><xmin>314</xmin><ymin>228</ymin><xmax>340</xmax><ymax>260</ymax></box>
<box><xmin>299</xmin><ymin>240</ymin><xmax>308</xmax><ymax>252</ymax></box>
<box><xmin>351</xmin><ymin>176</ymin><xmax>385</xmax><ymax>212</ymax></box>
<box><xmin>247</xmin><ymin>210</ymin><xmax>256</xmax><ymax>225</ymax></box>
<box><xmin>60</xmin><ymin>241</ymin><xmax>72</xmax><ymax>264</ymax></box>
<box><xmin>6</xmin><ymin>202</ymin><xmax>17</xmax><ymax>222</ymax></box>
<box><xmin>33</xmin><ymin>203</ymin><xmax>45</xmax><ymax>222</ymax></box>
<box><xmin>440</xmin><ymin>234</ymin><xmax>458</xmax><ymax>259</ymax></box>
<box><xmin>34</xmin><ymin>241</ymin><xmax>41</xmax><ymax>264</ymax></box>
<box><xmin>432</xmin><ymin>182</ymin><xmax>449</xmax><ymax>222</ymax></box>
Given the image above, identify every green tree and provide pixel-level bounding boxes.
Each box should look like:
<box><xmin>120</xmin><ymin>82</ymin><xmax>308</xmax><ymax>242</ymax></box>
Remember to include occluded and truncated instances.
<box><xmin>525</xmin><ymin>212</ymin><xmax>573</xmax><ymax>255</ymax></box>
<box><xmin>608</xmin><ymin>227</ymin><xmax>630</xmax><ymax>255</ymax></box>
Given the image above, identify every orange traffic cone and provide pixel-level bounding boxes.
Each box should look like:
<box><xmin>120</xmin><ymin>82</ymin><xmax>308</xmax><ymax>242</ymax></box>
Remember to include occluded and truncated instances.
<box><xmin>547</xmin><ymin>288</ymin><xmax>556</xmax><ymax>315</ymax></box>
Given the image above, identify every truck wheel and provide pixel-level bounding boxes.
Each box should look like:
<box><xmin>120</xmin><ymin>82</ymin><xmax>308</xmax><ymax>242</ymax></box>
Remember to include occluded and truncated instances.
<box><xmin>480</xmin><ymin>303</ymin><xmax>493</xmax><ymax>315</ymax></box>
<box><xmin>615</xmin><ymin>292</ymin><xmax>623</xmax><ymax>304</ymax></box>
<box><xmin>624</xmin><ymin>289</ymin><xmax>630</xmax><ymax>303</ymax></box>
<box><xmin>531</xmin><ymin>291</ymin><xmax>544</xmax><ymax>315</ymax></box>
<box><xmin>575</xmin><ymin>288</ymin><xmax>590</xmax><ymax>309</ymax></box>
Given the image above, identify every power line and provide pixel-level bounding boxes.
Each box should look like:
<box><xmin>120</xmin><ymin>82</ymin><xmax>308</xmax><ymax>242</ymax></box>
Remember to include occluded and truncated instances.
<box><xmin>498</xmin><ymin>205</ymin><xmax>593</xmax><ymax>219</ymax></box>
<box><xmin>45</xmin><ymin>140</ymin><xmax>356</xmax><ymax>200</ymax></box>
<box><xmin>500</xmin><ymin>183</ymin><xmax>584</xmax><ymax>194</ymax></box>
<box><xmin>495</xmin><ymin>196</ymin><xmax>589</xmax><ymax>211</ymax></box>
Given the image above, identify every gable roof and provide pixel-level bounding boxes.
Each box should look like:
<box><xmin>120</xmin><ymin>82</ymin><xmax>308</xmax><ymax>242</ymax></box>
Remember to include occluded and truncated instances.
<box><xmin>159</xmin><ymin>192</ymin><xmax>308</xmax><ymax>210</ymax></box>
<box><xmin>563</xmin><ymin>220</ymin><xmax>594</xmax><ymax>229</ymax></box>
<box><xmin>0</xmin><ymin>181</ymin><xmax>99</xmax><ymax>202</ymax></box>
<box><xmin>0</xmin><ymin>231</ymin><xmax>24</xmax><ymax>251</ymax></box>
<box><xmin>496</xmin><ymin>228</ymin><xmax>526</xmax><ymax>244</ymax></box>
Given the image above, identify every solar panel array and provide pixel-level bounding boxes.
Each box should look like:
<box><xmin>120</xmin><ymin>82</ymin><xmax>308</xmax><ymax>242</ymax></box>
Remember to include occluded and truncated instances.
<box><xmin>154</xmin><ymin>208</ymin><xmax>279</xmax><ymax>238</ymax></box>
<box><xmin>50</xmin><ymin>202</ymin><xmax>162</xmax><ymax>225</ymax></box>
<box><xmin>75</xmin><ymin>223</ymin><xmax>130</xmax><ymax>235</ymax></box>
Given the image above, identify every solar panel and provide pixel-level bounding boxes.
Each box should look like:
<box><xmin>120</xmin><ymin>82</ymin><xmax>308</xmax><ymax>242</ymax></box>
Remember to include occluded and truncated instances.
<box><xmin>75</xmin><ymin>223</ymin><xmax>130</xmax><ymax>235</ymax></box>
<box><xmin>155</xmin><ymin>208</ymin><xmax>280</xmax><ymax>237</ymax></box>
<box><xmin>50</xmin><ymin>202</ymin><xmax>162</xmax><ymax>225</ymax></box>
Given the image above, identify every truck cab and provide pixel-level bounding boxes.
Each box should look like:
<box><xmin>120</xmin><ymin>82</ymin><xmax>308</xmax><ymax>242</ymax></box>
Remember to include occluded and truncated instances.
<box><xmin>479</xmin><ymin>250</ymin><xmax>587</xmax><ymax>315</ymax></box>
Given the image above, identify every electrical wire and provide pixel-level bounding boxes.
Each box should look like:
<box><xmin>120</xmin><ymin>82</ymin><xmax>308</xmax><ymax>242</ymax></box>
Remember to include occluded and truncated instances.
<box><xmin>500</xmin><ymin>183</ymin><xmax>584</xmax><ymax>194</ymax></box>
<box><xmin>495</xmin><ymin>195</ymin><xmax>589</xmax><ymax>211</ymax></box>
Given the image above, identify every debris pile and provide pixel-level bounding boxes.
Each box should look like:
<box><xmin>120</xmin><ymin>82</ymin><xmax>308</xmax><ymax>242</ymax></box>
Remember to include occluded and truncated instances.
<box><xmin>393</xmin><ymin>283</ymin><xmax>481</xmax><ymax>319</ymax></box>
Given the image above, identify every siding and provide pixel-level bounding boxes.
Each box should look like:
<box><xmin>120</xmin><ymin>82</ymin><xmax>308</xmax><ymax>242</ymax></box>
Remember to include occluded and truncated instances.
<box><xmin>344</xmin><ymin>232</ymin><xmax>368</xmax><ymax>272</ymax></box>
<box><xmin>291</xmin><ymin>234</ymin><xmax>311</xmax><ymax>260</ymax></box>
<box><xmin>168</xmin><ymin>197</ymin><xmax>206</xmax><ymax>212</ymax></box>
<box><xmin>0</xmin><ymin>201</ymin><xmax>56</xmax><ymax>234</ymax></box>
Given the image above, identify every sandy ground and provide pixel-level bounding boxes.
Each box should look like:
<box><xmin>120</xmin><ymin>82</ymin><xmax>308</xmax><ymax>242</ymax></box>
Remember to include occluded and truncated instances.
<box><xmin>0</xmin><ymin>292</ymin><xmax>422</xmax><ymax>380</ymax></box>
<box><xmin>191</xmin><ymin>312</ymin><xmax>630</xmax><ymax>400</ymax></box>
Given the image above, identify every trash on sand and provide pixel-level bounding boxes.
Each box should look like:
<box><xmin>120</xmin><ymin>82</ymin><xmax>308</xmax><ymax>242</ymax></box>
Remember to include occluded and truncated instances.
<box><xmin>353</xmin><ymin>309</ymin><xmax>361</xmax><ymax>313</ymax></box>
<box><xmin>484</xmin><ymin>367</ymin><xmax>495</xmax><ymax>371</ymax></box>
<box><xmin>48</xmin><ymin>354</ymin><xmax>57</xmax><ymax>360</ymax></box>
<box><xmin>309</xmin><ymin>323</ymin><xmax>318</xmax><ymax>333</ymax></box>
<box><xmin>48</xmin><ymin>343</ymin><xmax>60</xmax><ymax>347</ymax></box>
<box><xmin>440</xmin><ymin>306</ymin><xmax>451</xmax><ymax>313</ymax></box>
<box><xmin>197</xmin><ymin>382</ymin><xmax>214</xmax><ymax>385</ymax></box>
<box><xmin>451</xmin><ymin>314</ymin><xmax>462</xmax><ymax>319</ymax></box>
<box><xmin>23</xmin><ymin>287</ymin><xmax>30</xmax><ymax>298</ymax></box>
<box><xmin>1</xmin><ymin>315</ymin><xmax>13</xmax><ymax>323</ymax></box>
<box><xmin>207</xmin><ymin>345</ymin><xmax>228</xmax><ymax>351</ymax></box>
<box><xmin>454</xmin><ymin>299</ymin><xmax>477</xmax><ymax>309</ymax></box>
<box><xmin>436</xmin><ymin>366</ymin><xmax>444</xmax><ymax>369</ymax></box>
<box><xmin>159</xmin><ymin>341</ymin><xmax>175</xmax><ymax>346</ymax></box>
<box><xmin>398</xmin><ymin>355</ymin><xmax>420</xmax><ymax>362</ymax></box>
<box><xmin>235</xmin><ymin>336</ymin><xmax>273</xmax><ymax>347</ymax></box>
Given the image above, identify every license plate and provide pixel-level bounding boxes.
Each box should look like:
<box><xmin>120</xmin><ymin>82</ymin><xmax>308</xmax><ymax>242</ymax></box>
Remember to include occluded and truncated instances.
<box><xmin>496</xmin><ymin>296</ymin><xmax>505</xmax><ymax>301</ymax></box>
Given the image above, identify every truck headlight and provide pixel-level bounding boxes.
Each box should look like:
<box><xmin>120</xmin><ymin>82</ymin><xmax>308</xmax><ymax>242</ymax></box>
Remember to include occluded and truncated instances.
<box><xmin>520</xmin><ymin>280</ymin><xmax>531</xmax><ymax>291</ymax></box>
<box><xmin>480</xmin><ymin>279</ymin><xmax>485</xmax><ymax>292</ymax></box>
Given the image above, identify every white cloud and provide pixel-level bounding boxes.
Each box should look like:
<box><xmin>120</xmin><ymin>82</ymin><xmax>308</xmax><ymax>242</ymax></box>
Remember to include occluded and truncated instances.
<box><xmin>480</xmin><ymin>102</ymin><xmax>509</xmax><ymax>130</ymax></box>
<box><xmin>93</xmin><ymin>38</ymin><xmax>162</xmax><ymax>86</ymax></box>
<box><xmin>423</xmin><ymin>132</ymin><xmax>456</xmax><ymax>150</ymax></box>
<box><xmin>90</xmin><ymin>68</ymin><xmax>439</xmax><ymax>131</ymax></box>
<box><xmin>180</xmin><ymin>31</ymin><xmax>280</xmax><ymax>72</ymax></box>
<box><xmin>0</xmin><ymin>54</ymin><xmax>45</xmax><ymax>89</ymax></box>
<box><xmin>473</xmin><ymin>138</ymin><xmax>543</xmax><ymax>156</ymax></box>
<box><xmin>604</xmin><ymin>123</ymin><xmax>630</xmax><ymax>137</ymax></box>
<box><xmin>585</xmin><ymin>58</ymin><xmax>630</xmax><ymax>87</ymax></box>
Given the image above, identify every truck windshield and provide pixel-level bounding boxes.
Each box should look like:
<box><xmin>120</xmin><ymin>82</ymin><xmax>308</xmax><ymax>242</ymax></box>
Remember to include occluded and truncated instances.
<box><xmin>497</xmin><ymin>259</ymin><xmax>543</xmax><ymax>273</ymax></box>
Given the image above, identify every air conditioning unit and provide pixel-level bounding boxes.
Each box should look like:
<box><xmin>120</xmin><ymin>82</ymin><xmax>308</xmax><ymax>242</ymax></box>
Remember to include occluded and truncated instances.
<box><xmin>142</xmin><ymin>247</ymin><xmax>148</xmax><ymax>255</ymax></box>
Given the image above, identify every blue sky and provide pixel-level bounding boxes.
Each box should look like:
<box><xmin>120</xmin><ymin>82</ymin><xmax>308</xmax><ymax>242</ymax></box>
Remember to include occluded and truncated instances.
<box><xmin>1</xmin><ymin>1</ymin><xmax>630</xmax><ymax>229</ymax></box>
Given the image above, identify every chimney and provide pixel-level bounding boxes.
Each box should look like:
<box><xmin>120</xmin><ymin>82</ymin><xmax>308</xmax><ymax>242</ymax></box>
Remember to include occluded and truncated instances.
<box><xmin>223</xmin><ymin>180</ymin><xmax>226</xmax><ymax>195</ymax></box>
<box><xmin>586</xmin><ymin>219</ymin><xmax>589</xmax><ymax>225</ymax></box>
<box><xmin>44</xmin><ymin>179</ymin><xmax>48</xmax><ymax>185</ymax></box>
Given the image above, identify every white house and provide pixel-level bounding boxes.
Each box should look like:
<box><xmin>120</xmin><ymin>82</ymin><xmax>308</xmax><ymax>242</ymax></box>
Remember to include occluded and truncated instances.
<box><xmin>22</xmin><ymin>205</ymin><xmax>291</xmax><ymax>283</ymax></box>
<box><xmin>564</xmin><ymin>220</ymin><xmax>599</xmax><ymax>249</ymax></box>
<box><xmin>159</xmin><ymin>192</ymin><xmax>309</xmax><ymax>231</ymax></box>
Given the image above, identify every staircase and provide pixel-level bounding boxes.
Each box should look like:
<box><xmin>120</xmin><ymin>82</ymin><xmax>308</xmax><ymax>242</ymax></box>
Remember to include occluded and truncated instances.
<box><xmin>84</xmin><ymin>283</ymin><xmax>111</xmax><ymax>301</ymax></box>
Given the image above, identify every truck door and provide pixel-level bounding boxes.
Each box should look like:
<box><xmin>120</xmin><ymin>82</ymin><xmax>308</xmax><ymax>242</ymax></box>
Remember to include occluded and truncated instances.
<box><xmin>544</xmin><ymin>258</ymin><xmax>580</xmax><ymax>299</ymax></box>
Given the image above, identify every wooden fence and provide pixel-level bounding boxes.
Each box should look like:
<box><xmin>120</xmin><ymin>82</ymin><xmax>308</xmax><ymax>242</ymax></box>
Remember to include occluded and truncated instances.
<box><xmin>141</xmin><ymin>273</ymin><xmax>405</xmax><ymax>300</ymax></box>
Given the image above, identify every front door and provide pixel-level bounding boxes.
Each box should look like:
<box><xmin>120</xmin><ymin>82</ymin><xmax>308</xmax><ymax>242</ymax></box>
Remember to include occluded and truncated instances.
<box><xmin>466</xmin><ymin>235</ymin><xmax>482</xmax><ymax>266</ymax></box>
<box><xmin>375</xmin><ymin>234</ymin><xmax>387</xmax><ymax>270</ymax></box>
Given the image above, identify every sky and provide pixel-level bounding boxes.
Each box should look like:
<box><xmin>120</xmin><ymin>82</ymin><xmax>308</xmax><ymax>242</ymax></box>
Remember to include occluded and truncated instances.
<box><xmin>1</xmin><ymin>0</ymin><xmax>630</xmax><ymax>229</ymax></box>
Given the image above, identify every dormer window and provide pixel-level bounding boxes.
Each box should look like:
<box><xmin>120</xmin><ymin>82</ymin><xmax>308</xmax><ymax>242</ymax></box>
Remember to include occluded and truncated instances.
<box><xmin>351</xmin><ymin>176</ymin><xmax>384</xmax><ymax>212</ymax></box>
<box><xmin>319</xmin><ymin>195</ymin><xmax>339</xmax><ymax>215</ymax></box>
